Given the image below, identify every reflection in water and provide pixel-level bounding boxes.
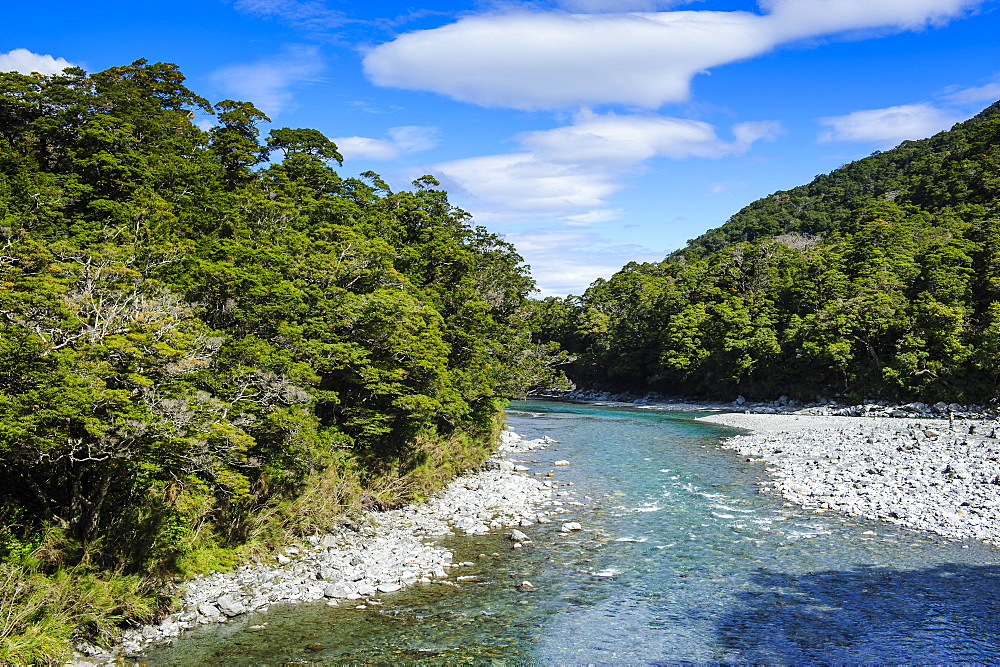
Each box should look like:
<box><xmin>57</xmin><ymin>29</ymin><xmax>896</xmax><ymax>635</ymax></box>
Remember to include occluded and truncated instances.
<box><xmin>145</xmin><ymin>401</ymin><xmax>1000</xmax><ymax>664</ymax></box>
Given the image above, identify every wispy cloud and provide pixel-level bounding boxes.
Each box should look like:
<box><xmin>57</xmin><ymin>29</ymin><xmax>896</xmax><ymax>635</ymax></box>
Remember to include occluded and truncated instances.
<box><xmin>386</xmin><ymin>125</ymin><xmax>439</xmax><ymax>152</ymax></box>
<box><xmin>233</xmin><ymin>0</ymin><xmax>346</xmax><ymax>30</ymax></box>
<box><xmin>943</xmin><ymin>76</ymin><xmax>1000</xmax><ymax>105</ymax></box>
<box><xmin>503</xmin><ymin>228</ymin><xmax>667</xmax><ymax>296</ymax></box>
<box><xmin>733</xmin><ymin>120</ymin><xmax>785</xmax><ymax>144</ymax></box>
<box><xmin>432</xmin><ymin>110</ymin><xmax>780</xmax><ymax>224</ymax></box>
<box><xmin>818</xmin><ymin>103</ymin><xmax>961</xmax><ymax>146</ymax></box>
<box><xmin>364</xmin><ymin>0</ymin><xmax>985</xmax><ymax>110</ymax></box>
<box><xmin>330</xmin><ymin>125</ymin><xmax>440</xmax><ymax>161</ymax></box>
<box><xmin>209</xmin><ymin>44</ymin><xmax>323</xmax><ymax>117</ymax></box>
<box><xmin>0</xmin><ymin>48</ymin><xmax>74</xmax><ymax>75</ymax></box>
<box><xmin>707</xmin><ymin>181</ymin><xmax>747</xmax><ymax>196</ymax></box>
<box><xmin>552</xmin><ymin>0</ymin><xmax>701</xmax><ymax>11</ymax></box>
<box><xmin>345</xmin><ymin>99</ymin><xmax>405</xmax><ymax>114</ymax></box>
<box><xmin>759</xmin><ymin>0</ymin><xmax>984</xmax><ymax>36</ymax></box>
<box><xmin>435</xmin><ymin>151</ymin><xmax>621</xmax><ymax>222</ymax></box>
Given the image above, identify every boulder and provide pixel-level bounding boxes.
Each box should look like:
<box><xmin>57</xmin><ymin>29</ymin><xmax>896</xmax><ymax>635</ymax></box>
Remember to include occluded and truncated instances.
<box><xmin>197</xmin><ymin>603</ymin><xmax>222</xmax><ymax>619</ymax></box>
<box><xmin>215</xmin><ymin>594</ymin><xmax>246</xmax><ymax>617</ymax></box>
<box><xmin>354</xmin><ymin>582</ymin><xmax>377</xmax><ymax>596</ymax></box>
<box><xmin>323</xmin><ymin>581</ymin><xmax>354</xmax><ymax>598</ymax></box>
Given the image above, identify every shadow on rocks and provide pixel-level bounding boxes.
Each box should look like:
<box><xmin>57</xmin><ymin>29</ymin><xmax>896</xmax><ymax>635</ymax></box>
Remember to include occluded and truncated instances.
<box><xmin>716</xmin><ymin>562</ymin><xmax>1000</xmax><ymax>663</ymax></box>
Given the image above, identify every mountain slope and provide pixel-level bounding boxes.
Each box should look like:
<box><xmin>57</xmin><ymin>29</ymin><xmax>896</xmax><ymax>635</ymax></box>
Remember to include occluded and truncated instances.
<box><xmin>674</xmin><ymin>100</ymin><xmax>1000</xmax><ymax>259</ymax></box>
<box><xmin>533</xmin><ymin>99</ymin><xmax>1000</xmax><ymax>403</ymax></box>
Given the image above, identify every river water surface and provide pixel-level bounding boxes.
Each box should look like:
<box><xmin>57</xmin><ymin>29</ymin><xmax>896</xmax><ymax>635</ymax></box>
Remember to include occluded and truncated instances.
<box><xmin>146</xmin><ymin>400</ymin><xmax>1000</xmax><ymax>664</ymax></box>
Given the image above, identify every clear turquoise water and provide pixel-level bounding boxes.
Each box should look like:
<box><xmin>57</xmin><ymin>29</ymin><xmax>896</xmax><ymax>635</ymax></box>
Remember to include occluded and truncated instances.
<box><xmin>144</xmin><ymin>400</ymin><xmax>1000</xmax><ymax>664</ymax></box>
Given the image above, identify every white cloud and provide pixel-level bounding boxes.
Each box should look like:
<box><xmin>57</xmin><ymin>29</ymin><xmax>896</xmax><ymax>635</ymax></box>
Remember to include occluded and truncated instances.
<box><xmin>760</xmin><ymin>0</ymin><xmax>981</xmax><ymax>37</ymax></box>
<box><xmin>503</xmin><ymin>228</ymin><xmax>666</xmax><ymax>296</ymax></box>
<box><xmin>945</xmin><ymin>80</ymin><xmax>1000</xmax><ymax>105</ymax></box>
<box><xmin>332</xmin><ymin>137</ymin><xmax>401</xmax><ymax>160</ymax></box>
<box><xmin>0</xmin><ymin>48</ymin><xmax>74</xmax><ymax>75</ymax></box>
<box><xmin>436</xmin><ymin>151</ymin><xmax>619</xmax><ymax>220</ymax></box>
<box><xmin>818</xmin><ymin>103</ymin><xmax>960</xmax><ymax>145</ymax></box>
<box><xmin>433</xmin><ymin>110</ymin><xmax>777</xmax><ymax>223</ymax></box>
<box><xmin>365</xmin><ymin>10</ymin><xmax>769</xmax><ymax>110</ymax></box>
<box><xmin>330</xmin><ymin>125</ymin><xmax>440</xmax><ymax>161</ymax></box>
<box><xmin>517</xmin><ymin>111</ymin><xmax>765</xmax><ymax>163</ymax></box>
<box><xmin>733</xmin><ymin>119</ymin><xmax>785</xmax><ymax>144</ymax></box>
<box><xmin>364</xmin><ymin>0</ymin><xmax>985</xmax><ymax>110</ymax></box>
<box><xmin>209</xmin><ymin>44</ymin><xmax>323</xmax><ymax>117</ymax></box>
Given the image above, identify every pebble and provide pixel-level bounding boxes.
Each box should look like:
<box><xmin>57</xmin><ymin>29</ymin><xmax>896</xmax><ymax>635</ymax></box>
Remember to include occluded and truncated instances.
<box><xmin>101</xmin><ymin>430</ymin><xmax>558</xmax><ymax>660</ymax></box>
<box><xmin>711</xmin><ymin>414</ymin><xmax>1000</xmax><ymax>545</ymax></box>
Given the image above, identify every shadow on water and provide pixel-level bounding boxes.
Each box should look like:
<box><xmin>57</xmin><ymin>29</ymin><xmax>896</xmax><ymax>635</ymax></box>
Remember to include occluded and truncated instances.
<box><xmin>717</xmin><ymin>562</ymin><xmax>1000</xmax><ymax>663</ymax></box>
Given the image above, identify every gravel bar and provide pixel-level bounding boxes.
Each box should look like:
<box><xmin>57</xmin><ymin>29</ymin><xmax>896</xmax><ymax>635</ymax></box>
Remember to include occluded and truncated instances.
<box><xmin>700</xmin><ymin>412</ymin><xmax>1000</xmax><ymax>545</ymax></box>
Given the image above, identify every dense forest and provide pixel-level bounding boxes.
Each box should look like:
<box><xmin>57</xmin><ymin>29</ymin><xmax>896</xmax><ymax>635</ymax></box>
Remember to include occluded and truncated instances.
<box><xmin>532</xmin><ymin>100</ymin><xmax>1000</xmax><ymax>404</ymax></box>
<box><xmin>0</xmin><ymin>60</ymin><xmax>568</xmax><ymax>660</ymax></box>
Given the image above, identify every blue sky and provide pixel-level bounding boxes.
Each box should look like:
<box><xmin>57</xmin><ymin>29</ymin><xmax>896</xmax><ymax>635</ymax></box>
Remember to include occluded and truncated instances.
<box><xmin>3</xmin><ymin>0</ymin><xmax>999</xmax><ymax>295</ymax></box>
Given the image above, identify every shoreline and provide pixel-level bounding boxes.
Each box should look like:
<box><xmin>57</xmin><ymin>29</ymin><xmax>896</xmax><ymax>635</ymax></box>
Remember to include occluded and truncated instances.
<box><xmin>530</xmin><ymin>393</ymin><xmax>1000</xmax><ymax>548</ymax></box>
<box><xmin>538</xmin><ymin>389</ymin><xmax>999</xmax><ymax>420</ymax></box>
<box><xmin>77</xmin><ymin>430</ymin><xmax>563</xmax><ymax>662</ymax></box>
<box><xmin>698</xmin><ymin>411</ymin><xmax>1000</xmax><ymax>546</ymax></box>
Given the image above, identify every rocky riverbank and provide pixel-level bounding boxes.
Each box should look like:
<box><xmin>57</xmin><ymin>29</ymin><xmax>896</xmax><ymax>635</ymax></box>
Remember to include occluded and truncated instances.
<box><xmin>551</xmin><ymin>389</ymin><xmax>999</xmax><ymax>420</ymax></box>
<box><xmin>537</xmin><ymin>390</ymin><xmax>1000</xmax><ymax>545</ymax></box>
<box><xmin>700</xmin><ymin>412</ymin><xmax>1000</xmax><ymax>545</ymax></box>
<box><xmin>78</xmin><ymin>430</ymin><xmax>561</xmax><ymax>662</ymax></box>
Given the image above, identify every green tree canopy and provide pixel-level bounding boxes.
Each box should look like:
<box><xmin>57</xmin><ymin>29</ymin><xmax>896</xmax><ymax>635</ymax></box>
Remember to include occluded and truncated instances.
<box><xmin>534</xmin><ymin>99</ymin><xmax>1000</xmax><ymax>404</ymax></box>
<box><xmin>0</xmin><ymin>60</ymin><xmax>568</xmax><ymax>581</ymax></box>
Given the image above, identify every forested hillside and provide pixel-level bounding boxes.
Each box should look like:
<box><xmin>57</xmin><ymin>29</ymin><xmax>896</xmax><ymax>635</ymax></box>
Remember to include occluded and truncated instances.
<box><xmin>533</xmin><ymin>100</ymin><xmax>1000</xmax><ymax>403</ymax></box>
<box><xmin>0</xmin><ymin>60</ymin><xmax>566</xmax><ymax>659</ymax></box>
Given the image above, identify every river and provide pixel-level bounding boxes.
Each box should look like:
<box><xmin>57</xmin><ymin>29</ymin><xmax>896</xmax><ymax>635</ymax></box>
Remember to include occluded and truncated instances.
<box><xmin>144</xmin><ymin>399</ymin><xmax>1000</xmax><ymax>663</ymax></box>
